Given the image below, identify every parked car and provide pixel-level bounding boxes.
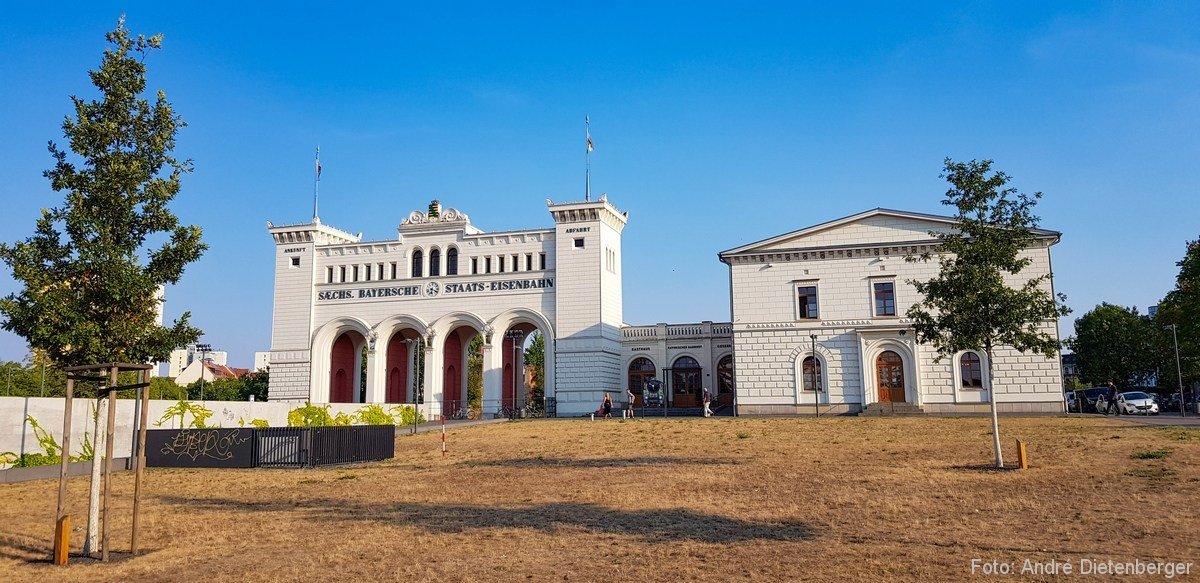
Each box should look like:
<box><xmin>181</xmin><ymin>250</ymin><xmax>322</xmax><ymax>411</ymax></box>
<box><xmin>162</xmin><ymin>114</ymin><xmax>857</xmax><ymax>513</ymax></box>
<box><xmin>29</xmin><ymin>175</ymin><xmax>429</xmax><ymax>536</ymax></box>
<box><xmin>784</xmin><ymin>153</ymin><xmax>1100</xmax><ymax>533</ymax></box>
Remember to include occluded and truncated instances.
<box><xmin>1112</xmin><ymin>391</ymin><xmax>1160</xmax><ymax>415</ymax></box>
<box><xmin>1077</xmin><ymin>387</ymin><xmax>1109</xmax><ymax>413</ymax></box>
<box><xmin>1064</xmin><ymin>392</ymin><xmax>1079</xmax><ymax>413</ymax></box>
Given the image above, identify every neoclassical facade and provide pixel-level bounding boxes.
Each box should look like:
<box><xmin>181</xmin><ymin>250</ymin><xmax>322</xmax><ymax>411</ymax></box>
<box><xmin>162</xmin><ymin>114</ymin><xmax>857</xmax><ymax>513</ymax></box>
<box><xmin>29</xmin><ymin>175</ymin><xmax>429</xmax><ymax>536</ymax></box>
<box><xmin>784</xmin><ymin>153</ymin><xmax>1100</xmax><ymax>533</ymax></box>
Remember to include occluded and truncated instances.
<box><xmin>267</xmin><ymin>200</ymin><xmax>1063</xmax><ymax>418</ymax></box>
<box><xmin>719</xmin><ymin>208</ymin><xmax>1064</xmax><ymax>415</ymax></box>
<box><xmin>267</xmin><ymin>197</ymin><xmax>629</xmax><ymax>418</ymax></box>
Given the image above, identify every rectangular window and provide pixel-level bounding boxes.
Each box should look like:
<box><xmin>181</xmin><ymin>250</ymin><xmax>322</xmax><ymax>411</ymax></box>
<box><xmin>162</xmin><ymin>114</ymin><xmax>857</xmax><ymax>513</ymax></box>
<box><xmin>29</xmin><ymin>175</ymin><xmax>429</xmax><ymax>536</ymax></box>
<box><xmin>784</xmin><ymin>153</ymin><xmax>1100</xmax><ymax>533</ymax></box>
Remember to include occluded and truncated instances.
<box><xmin>390</xmin><ymin>262</ymin><xmax>397</xmax><ymax>279</ymax></box>
<box><xmin>378</xmin><ymin>262</ymin><xmax>385</xmax><ymax>280</ymax></box>
<box><xmin>471</xmin><ymin>257</ymin><xmax>479</xmax><ymax>275</ymax></box>
<box><xmin>539</xmin><ymin>252</ymin><xmax>547</xmax><ymax>270</ymax></box>
<box><xmin>352</xmin><ymin>265</ymin><xmax>360</xmax><ymax>282</ymax></box>
<box><xmin>512</xmin><ymin>254</ymin><xmax>519</xmax><ymax>271</ymax></box>
<box><xmin>499</xmin><ymin>256</ymin><xmax>506</xmax><ymax>272</ymax></box>
<box><xmin>339</xmin><ymin>266</ymin><xmax>346</xmax><ymax>283</ymax></box>
<box><xmin>574</xmin><ymin>238</ymin><xmax>585</xmax><ymax>248</ymax></box>
<box><xmin>526</xmin><ymin>253</ymin><xmax>533</xmax><ymax>271</ymax></box>
<box><xmin>485</xmin><ymin>257</ymin><xmax>492</xmax><ymax>273</ymax></box>
<box><xmin>290</xmin><ymin>256</ymin><xmax>300</xmax><ymax>267</ymax></box>
<box><xmin>366</xmin><ymin>264</ymin><xmax>374</xmax><ymax>281</ymax></box>
<box><xmin>796</xmin><ymin>285</ymin><xmax>819</xmax><ymax>319</ymax></box>
<box><xmin>326</xmin><ymin>266</ymin><xmax>334</xmax><ymax>283</ymax></box>
<box><xmin>873</xmin><ymin>281</ymin><xmax>896</xmax><ymax>316</ymax></box>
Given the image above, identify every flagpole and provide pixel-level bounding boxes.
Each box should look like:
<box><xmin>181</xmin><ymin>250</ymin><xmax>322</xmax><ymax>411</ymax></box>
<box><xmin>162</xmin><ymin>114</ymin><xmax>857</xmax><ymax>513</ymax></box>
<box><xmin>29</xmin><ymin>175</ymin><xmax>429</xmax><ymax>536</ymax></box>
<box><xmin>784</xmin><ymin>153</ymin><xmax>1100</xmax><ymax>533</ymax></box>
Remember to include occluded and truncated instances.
<box><xmin>313</xmin><ymin>146</ymin><xmax>321</xmax><ymax>224</ymax></box>
<box><xmin>585</xmin><ymin>116</ymin><xmax>591</xmax><ymax>201</ymax></box>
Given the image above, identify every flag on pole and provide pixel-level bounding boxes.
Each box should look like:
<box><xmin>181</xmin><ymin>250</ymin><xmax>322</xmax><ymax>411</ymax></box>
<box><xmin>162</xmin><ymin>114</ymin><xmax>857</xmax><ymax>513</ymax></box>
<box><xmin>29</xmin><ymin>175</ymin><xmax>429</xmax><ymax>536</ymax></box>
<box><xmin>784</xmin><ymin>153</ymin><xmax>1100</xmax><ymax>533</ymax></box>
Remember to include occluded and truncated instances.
<box><xmin>315</xmin><ymin>157</ymin><xmax>322</xmax><ymax>181</ymax></box>
<box><xmin>586</xmin><ymin>115</ymin><xmax>594</xmax><ymax>153</ymax></box>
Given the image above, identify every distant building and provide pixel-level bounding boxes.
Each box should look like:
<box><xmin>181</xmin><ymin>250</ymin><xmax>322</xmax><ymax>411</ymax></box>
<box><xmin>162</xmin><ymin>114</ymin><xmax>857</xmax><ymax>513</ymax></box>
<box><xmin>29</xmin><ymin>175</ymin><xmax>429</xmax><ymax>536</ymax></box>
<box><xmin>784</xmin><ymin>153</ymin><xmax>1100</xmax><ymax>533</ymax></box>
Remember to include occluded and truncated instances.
<box><xmin>168</xmin><ymin>344</ymin><xmax>228</xmax><ymax>378</ymax></box>
<box><xmin>254</xmin><ymin>351</ymin><xmax>271</xmax><ymax>373</ymax></box>
<box><xmin>174</xmin><ymin>358</ymin><xmax>249</xmax><ymax>386</ymax></box>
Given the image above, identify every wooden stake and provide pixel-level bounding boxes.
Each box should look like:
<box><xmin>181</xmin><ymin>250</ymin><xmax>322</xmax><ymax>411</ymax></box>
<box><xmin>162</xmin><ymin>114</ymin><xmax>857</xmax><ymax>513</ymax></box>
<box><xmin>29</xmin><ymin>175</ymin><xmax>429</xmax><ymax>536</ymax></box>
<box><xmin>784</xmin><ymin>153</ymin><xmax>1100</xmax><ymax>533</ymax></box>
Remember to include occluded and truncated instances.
<box><xmin>1016</xmin><ymin>438</ymin><xmax>1029</xmax><ymax>470</ymax></box>
<box><xmin>54</xmin><ymin>515</ymin><xmax>71</xmax><ymax>566</ymax></box>
<box><xmin>101</xmin><ymin>365</ymin><xmax>117</xmax><ymax>561</ymax></box>
<box><xmin>131</xmin><ymin>369</ymin><xmax>149</xmax><ymax>555</ymax></box>
<box><xmin>55</xmin><ymin>378</ymin><xmax>75</xmax><ymax>561</ymax></box>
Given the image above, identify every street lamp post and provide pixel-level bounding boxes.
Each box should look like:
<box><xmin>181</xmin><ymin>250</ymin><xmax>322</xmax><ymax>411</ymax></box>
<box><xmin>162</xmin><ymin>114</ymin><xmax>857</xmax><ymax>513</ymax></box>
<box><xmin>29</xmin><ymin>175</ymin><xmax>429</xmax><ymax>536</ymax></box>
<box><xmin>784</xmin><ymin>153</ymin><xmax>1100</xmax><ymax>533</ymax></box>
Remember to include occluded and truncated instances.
<box><xmin>195</xmin><ymin>343</ymin><xmax>212</xmax><ymax>401</ymax></box>
<box><xmin>810</xmin><ymin>334</ymin><xmax>818</xmax><ymax>418</ymax></box>
<box><xmin>1167</xmin><ymin>325</ymin><xmax>1185</xmax><ymax>417</ymax></box>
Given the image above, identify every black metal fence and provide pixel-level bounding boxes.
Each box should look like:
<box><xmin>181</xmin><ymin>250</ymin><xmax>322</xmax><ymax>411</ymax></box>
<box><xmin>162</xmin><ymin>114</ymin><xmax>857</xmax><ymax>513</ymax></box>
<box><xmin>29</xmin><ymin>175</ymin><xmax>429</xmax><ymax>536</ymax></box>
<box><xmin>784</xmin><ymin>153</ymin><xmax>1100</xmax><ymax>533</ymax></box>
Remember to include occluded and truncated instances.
<box><xmin>147</xmin><ymin>426</ymin><xmax>395</xmax><ymax>469</ymax></box>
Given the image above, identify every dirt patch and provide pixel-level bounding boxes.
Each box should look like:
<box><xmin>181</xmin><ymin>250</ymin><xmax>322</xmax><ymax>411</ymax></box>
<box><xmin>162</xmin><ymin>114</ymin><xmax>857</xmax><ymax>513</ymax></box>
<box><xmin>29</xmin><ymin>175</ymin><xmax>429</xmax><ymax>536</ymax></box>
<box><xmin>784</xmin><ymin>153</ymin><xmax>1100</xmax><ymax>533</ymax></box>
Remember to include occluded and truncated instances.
<box><xmin>1</xmin><ymin>416</ymin><xmax>1196</xmax><ymax>582</ymax></box>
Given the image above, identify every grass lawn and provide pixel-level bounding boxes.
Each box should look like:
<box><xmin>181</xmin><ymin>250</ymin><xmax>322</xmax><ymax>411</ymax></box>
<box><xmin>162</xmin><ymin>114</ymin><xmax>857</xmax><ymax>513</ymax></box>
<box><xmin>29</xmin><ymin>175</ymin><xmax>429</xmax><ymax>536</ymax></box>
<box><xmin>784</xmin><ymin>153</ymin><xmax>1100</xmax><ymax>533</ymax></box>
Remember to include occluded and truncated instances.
<box><xmin>1</xmin><ymin>416</ymin><xmax>1197</xmax><ymax>582</ymax></box>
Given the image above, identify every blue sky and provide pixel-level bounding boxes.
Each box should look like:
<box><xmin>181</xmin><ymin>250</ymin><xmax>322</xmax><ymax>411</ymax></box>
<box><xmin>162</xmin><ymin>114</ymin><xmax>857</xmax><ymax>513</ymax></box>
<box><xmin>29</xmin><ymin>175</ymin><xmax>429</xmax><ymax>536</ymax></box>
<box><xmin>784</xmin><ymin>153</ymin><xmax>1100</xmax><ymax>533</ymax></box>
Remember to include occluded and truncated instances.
<box><xmin>1</xmin><ymin>2</ymin><xmax>1197</xmax><ymax>368</ymax></box>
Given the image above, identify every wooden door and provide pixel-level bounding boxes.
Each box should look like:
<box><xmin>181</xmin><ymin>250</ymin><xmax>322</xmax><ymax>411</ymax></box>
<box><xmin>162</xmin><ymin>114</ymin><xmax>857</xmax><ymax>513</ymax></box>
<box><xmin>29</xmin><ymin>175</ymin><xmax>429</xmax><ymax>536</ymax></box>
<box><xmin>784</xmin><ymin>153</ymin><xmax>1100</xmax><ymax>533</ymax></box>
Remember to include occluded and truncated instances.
<box><xmin>876</xmin><ymin>351</ymin><xmax>906</xmax><ymax>403</ymax></box>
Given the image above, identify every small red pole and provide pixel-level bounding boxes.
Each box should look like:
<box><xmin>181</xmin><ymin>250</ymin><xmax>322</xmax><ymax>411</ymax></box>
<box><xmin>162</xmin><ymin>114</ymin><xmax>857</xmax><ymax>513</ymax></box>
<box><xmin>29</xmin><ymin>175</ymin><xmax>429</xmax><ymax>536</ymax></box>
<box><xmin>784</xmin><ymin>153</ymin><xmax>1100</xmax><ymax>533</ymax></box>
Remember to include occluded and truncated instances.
<box><xmin>441</xmin><ymin>416</ymin><xmax>447</xmax><ymax>457</ymax></box>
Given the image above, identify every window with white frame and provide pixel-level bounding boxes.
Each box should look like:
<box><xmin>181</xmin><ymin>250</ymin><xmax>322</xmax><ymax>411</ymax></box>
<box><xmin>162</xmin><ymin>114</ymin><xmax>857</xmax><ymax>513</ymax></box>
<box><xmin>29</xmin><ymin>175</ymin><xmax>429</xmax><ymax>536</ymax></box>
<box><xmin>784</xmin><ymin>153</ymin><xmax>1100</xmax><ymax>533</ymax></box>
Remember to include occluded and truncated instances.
<box><xmin>873</xmin><ymin>280</ymin><xmax>896</xmax><ymax>317</ymax></box>
<box><xmin>960</xmin><ymin>352</ymin><xmax>983</xmax><ymax>388</ymax></box>
<box><xmin>796</xmin><ymin>284</ymin><xmax>819</xmax><ymax>319</ymax></box>
<box><xmin>802</xmin><ymin>356</ymin><xmax>823</xmax><ymax>391</ymax></box>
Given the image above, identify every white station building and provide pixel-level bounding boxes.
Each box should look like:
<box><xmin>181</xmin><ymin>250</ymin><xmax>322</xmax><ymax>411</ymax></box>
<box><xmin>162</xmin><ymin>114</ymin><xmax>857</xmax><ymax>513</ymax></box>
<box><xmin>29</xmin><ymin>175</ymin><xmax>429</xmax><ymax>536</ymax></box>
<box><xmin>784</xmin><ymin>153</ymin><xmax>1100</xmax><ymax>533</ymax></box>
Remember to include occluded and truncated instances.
<box><xmin>266</xmin><ymin>199</ymin><xmax>1063</xmax><ymax>417</ymax></box>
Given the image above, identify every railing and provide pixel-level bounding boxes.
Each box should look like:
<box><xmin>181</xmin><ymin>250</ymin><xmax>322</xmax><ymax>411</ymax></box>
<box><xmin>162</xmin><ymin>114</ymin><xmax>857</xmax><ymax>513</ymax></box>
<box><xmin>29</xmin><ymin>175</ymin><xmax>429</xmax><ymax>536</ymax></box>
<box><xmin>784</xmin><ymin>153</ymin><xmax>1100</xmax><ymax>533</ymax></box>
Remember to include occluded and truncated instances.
<box><xmin>439</xmin><ymin>398</ymin><xmax>550</xmax><ymax>421</ymax></box>
<box><xmin>621</xmin><ymin>323</ymin><xmax>734</xmax><ymax>340</ymax></box>
<box><xmin>621</xmin><ymin>326</ymin><xmax>659</xmax><ymax>339</ymax></box>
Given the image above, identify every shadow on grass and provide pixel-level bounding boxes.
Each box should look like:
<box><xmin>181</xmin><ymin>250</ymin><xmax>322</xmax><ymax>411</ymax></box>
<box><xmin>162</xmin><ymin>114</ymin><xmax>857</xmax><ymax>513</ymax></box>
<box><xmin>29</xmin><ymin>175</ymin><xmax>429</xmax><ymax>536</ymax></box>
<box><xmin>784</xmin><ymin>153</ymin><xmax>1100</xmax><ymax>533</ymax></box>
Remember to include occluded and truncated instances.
<box><xmin>948</xmin><ymin>464</ymin><xmax>1022</xmax><ymax>473</ymax></box>
<box><xmin>458</xmin><ymin>456</ymin><xmax>739</xmax><ymax>469</ymax></box>
<box><xmin>157</xmin><ymin>496</ymin><xmax>812</xmax><ymax>544</ymax></box>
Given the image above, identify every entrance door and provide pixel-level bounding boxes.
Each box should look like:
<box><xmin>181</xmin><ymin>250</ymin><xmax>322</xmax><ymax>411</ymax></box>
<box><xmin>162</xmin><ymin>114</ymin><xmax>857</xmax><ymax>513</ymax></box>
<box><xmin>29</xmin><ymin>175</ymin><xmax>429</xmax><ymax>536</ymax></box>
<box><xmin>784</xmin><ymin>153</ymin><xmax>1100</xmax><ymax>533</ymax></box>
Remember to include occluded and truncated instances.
<box><xmin>671</xmin><ymin>356</ymin><xmax>702</xmax><ymax>407</ymax></box>
<box><xmin>876</xmin><ymin>351</ymin><xmax>906</xmax><ymax>403</ymax></box>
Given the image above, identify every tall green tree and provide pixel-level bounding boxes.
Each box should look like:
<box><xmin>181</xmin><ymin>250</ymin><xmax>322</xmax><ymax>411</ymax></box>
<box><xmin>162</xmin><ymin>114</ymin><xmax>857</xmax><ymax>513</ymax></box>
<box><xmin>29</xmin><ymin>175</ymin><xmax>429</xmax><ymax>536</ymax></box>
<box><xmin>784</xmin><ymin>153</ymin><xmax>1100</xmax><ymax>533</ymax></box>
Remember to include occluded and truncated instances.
<box><xmin>1155</xmin><ymin>238</ymin><xmax>1200</xmax><ymax>394</ymax></box>
<box><xmin>1066</xmin><ymin>304</ymin><xmax>1158</xmax><ymax>388</ymax></box>
<box><xmin>524</xmin><ymin>332</ymin><xmax>545</xmax><ymax>408</ymax></box>
<box><xmin>908</xmin><ymin>158</ymin><xmax>1070</xmax><ymax>468</ymax></box>
<box><xmin>0</xmin><ymin>17</ymin><xmax>205</xmax><ymax>367</ymax></box>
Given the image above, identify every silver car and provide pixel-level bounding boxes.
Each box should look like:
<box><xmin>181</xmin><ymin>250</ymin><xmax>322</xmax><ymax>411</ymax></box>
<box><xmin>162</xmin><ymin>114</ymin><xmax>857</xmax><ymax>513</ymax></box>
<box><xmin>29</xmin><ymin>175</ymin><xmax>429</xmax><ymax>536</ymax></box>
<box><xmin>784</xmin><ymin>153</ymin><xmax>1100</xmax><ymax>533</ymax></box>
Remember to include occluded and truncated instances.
<box><xmin>1114</xmin><ymin>391</ymin><xmax>1159</xmax><ymax>415</ymax></box>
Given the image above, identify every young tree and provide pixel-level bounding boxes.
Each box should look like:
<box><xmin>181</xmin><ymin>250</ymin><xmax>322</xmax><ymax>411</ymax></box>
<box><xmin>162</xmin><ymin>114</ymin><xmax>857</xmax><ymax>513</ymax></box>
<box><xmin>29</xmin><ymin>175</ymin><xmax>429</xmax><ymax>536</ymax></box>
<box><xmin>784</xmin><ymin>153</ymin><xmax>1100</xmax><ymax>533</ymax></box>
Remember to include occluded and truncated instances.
<box><xmin>0</xmin><ymin>17</ymin><xmax>205</xmax><ymax>367</ymax></box>
<box><xmin>908</xmin><ymin>158</ymin><xmax>1070</xmax><ymax>468</ymax></box>
<box><xmin>1067</xmin><ymin>304</ymin><xmax>1158</xmax><ymax>388</ymax></box>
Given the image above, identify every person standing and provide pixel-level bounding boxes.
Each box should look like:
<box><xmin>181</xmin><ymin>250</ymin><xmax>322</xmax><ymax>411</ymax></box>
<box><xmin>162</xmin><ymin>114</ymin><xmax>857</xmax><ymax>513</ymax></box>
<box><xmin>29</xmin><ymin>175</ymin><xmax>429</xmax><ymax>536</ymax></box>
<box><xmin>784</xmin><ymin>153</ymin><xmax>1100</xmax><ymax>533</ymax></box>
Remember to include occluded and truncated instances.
<box><xmin>602</xmin><ymin>392</ymin><xmax>613</xmax><ymax>419</ymax></box>
<box><xmin>1105</xmin><ymin>381</ymin><xmax>1119</xmax><ymax>415</ymax></box>
<box><xmin>702</xmin><ymin>388</ymin><xmax>713</xmax><ymax>417</ymax></box>
<box><xmin>626</xmin><ymin>387</ymin><xmax>637</xmax><ymax>419</ymax></box>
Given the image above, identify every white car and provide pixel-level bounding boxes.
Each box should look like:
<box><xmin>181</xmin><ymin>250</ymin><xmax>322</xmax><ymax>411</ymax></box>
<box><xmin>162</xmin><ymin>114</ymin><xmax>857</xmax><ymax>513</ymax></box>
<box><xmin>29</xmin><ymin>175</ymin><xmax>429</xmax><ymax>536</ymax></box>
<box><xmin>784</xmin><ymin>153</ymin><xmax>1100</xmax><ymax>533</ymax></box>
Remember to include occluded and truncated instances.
<box><xmin>1113</xmin><ymin>391</ymin><xmax>1159</xmax><ymax>415</ymax></box>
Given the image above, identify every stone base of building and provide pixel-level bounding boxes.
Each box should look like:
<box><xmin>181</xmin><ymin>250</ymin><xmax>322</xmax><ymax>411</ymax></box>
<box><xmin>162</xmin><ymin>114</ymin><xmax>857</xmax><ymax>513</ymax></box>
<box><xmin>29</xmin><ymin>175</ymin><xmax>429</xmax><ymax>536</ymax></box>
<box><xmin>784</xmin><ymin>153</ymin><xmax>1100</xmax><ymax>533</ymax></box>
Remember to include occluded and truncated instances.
<box><xmin>734</xmin><ymin>401</ymin><xmax>1065</xmax><ymax>416</ymax></box>
<box><xmin>922</xmin><ymin>402</ymin><xmax>1065</xmax><ymax>415</ymax></box>
<box><xmin>735</xmin><ymin>403</ymin><xmax>862</xmax><ymax>416</ymax></box>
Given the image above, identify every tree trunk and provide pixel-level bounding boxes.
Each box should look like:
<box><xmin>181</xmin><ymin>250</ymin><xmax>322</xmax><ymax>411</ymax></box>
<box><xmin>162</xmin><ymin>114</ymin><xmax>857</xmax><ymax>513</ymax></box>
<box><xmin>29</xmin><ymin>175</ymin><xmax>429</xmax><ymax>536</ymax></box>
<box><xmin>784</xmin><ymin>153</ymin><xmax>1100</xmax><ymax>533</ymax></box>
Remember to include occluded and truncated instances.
<box><xmin>986</xmin><ymin>348</ymin><xmax>1003</xmax><ymax>468</ymax></box>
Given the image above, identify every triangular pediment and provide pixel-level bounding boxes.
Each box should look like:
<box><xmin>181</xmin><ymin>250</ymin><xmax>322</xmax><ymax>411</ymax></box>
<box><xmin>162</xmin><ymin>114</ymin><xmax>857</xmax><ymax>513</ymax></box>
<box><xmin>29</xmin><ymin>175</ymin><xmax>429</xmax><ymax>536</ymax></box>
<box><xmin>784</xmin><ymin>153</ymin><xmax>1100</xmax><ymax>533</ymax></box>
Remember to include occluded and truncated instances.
<box><xmin>719</xmin><ymin>208</ymin><xmax>1059</xmax><ymax>258</ymax></box>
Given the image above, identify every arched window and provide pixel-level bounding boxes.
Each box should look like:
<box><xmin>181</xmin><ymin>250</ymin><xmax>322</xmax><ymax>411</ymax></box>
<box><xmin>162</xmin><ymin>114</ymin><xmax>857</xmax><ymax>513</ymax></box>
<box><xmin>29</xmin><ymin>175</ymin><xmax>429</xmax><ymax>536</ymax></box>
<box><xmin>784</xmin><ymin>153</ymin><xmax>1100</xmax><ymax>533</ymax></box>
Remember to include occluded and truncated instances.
<box><xmin>717</xmin><ymin>355</ymin><xmax>734</xmax><ymax>396</ymax></box>
<box><xmin>960</xmin><ymin>352</ymin><xmax>983</xmax><ymax>388</ymax></box>
<box><xmin>628</xmin><ymin>357</ymin><xmax>656</xmax><ymax>396</ymax></box>
<box><xmin>671</xmin><ymin>356</ymin><xmax>702</xmax><ymax>397</ymax></box>
<box><xmin>429</xmin><ymin>248</ymin><xmax>441</xmax><ymax>277</ymax></box>
<box><xmin>802</xmin><ymin>356</ymin><xmax>822</xmax><ymax>391</ymax></box>
<box><xmin>447</xmin><ymin>247</ymin><xmax>459</xmax><ymax>275</ymax></box>
<box><xmin>412</xmin><ymin>249</ymin><xmax>423</xmax><ymax>278</ymax></box>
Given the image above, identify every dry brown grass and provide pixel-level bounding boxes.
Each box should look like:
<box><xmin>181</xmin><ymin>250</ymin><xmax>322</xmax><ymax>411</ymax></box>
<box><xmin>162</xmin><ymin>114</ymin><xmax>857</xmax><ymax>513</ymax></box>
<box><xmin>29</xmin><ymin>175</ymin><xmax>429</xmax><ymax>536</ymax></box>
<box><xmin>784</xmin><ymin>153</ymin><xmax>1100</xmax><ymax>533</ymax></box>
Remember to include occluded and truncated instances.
<box><xmin>1</xmin><ymin>416</ymin><xmax>1198</xmax><ymax>582</ymax></box>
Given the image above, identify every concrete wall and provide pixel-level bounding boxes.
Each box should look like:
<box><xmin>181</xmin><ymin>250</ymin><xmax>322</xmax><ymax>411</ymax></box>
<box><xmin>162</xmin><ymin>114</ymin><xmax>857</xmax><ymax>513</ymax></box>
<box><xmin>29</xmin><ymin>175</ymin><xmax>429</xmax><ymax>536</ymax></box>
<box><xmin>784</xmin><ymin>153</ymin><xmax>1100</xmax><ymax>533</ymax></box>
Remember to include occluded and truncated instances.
<box><xmin>0</xmin><ymin>397</ymin><xmax>384</xmax><ymax>465</ymax></box>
